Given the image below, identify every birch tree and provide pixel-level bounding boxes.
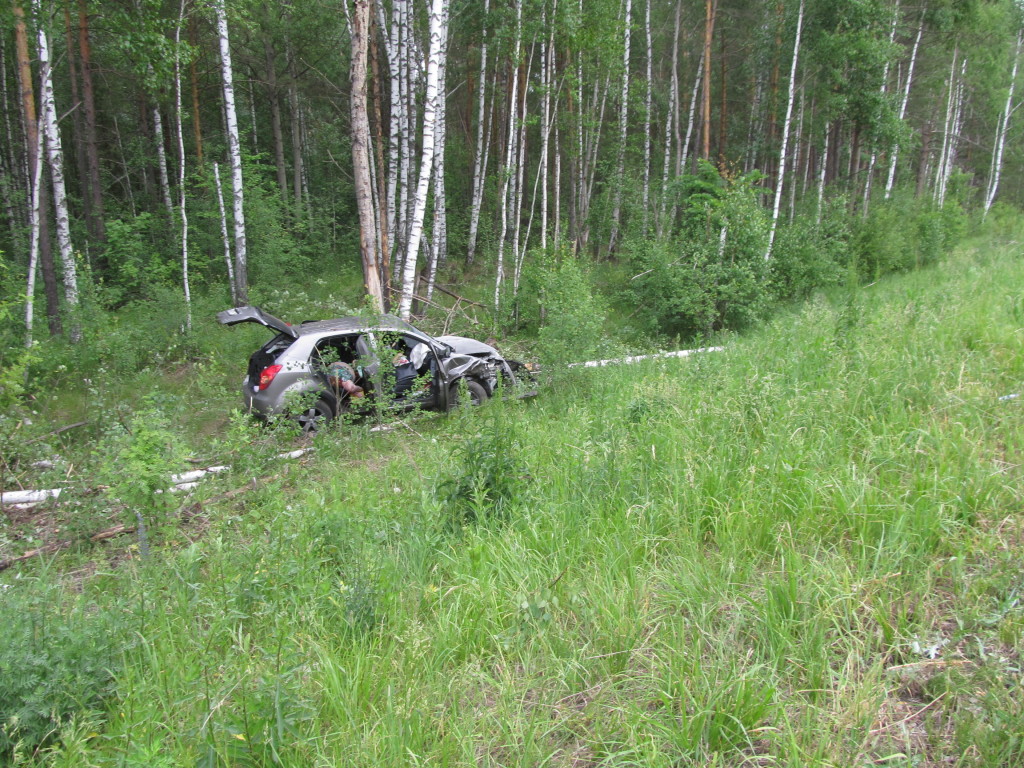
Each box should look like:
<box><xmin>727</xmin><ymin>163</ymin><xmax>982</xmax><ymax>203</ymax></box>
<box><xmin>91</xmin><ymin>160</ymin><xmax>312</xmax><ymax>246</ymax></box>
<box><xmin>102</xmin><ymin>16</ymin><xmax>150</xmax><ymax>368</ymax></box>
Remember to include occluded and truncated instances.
<box><xmin>884</xmin><ymin>11</ymin><xmax>924</xmax><ymax>200</ymax></box>
<box><xmin>35</xmin><ymin>0</ymin><xmax>80</xmax><ymax>336</ymax></box>
<box><xmin>351</xmin><ymin>0</ymin><xmax>384</xmax><ymax>312</ymax></box>
<box><xmin>985</xmin><ymin>29</ymin><xmax>1022</xmax><ymax>216</ymax></box>
<box><xmin>466</xmin><ymin>0</ymin><xmax>491</xmax><ymax>265</ymax></box>
<box><xmin>214</xmin><ymin>0</ymin><xmax>247</xmax><ymax>304</ymax></box>
<box><xmin>398</xmin><ymin>0</ymin><xmax>447</xmax><ymax>321</ymax></box>
<box><xmin>606</xmin><ymin>0</ymin><xmax>632</xmax><ymax>256</ymax></box>
<box><xmin>764</xmin><ymin>0</ymin><xmax>803</xmax><ymax>261</ymax></box>
<box><xmin>173</xmin><ymin>0</ymin><xmax>191</xmax><ymax>330</ymax></box>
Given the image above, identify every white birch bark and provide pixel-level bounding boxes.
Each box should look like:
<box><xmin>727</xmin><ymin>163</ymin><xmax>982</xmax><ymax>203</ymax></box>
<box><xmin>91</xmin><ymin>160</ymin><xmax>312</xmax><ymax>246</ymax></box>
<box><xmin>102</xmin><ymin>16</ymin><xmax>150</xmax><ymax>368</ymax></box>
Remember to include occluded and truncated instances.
<box><xmin>35</xmin><ymin>1</ymin><xmax>78</xmax><ymax>323</ymax></box>
<box><xmin>540</xmin><ymin>0</ymin><xmax>551</xmax><ymax>250</ymax></box>
<box><xmin>213</xmin><ymin>163</ymin><xmax>236</xmax><ymax>303</ymax></box>
<box><xmin>816</xmin><ymin>120</ymin><xmax>829</xmax><ymax>226</ymax></box>
<box><xmin>466</xmin><ymin>0</ymin><xmax>490</xmax><ymax>265</ymax></box>
<box><xmin>789</xmin><ymin>85</ymin><xmax>804</xmax><ymax>222</ymax></box>
<box><xmin>174</xmin><ymin>0</ymin><xmax>191</xmax><ymax>330</ymax></box>
<box><xmin>658</xmin><ymin>2</ymin><xmax>680</xmax><ymax>235</ymax></box>
<box><xmin>861</xmin><ymin>2</ymin><xmax>899</xmax><ymax>217</ymax></box>
<box><xmin>937</xmin><ymin>57</ymin><xmax>968</xmax><ymax>206</ymax></box>
<box><xmin>214</xmin><ymin>0</ymin><xmax>247</xmax><ymax>303</ymax></box>
<box><xmin>764</xmin><ymin>0</ymin><xmax>804</xmax><ymax>261</ymax></box>
<box><xmin>152</xmin><ymin>104</ymin><xmax>174</xmax><ymax>219</ymax></box>
<box><xmin>682</xmin><ymin>55</ymin><xmax>704</xmax><ymax>174</ymax></box>
<box><xmin>934</xmin><ymin>48</ymin><xmax>959</xmax><ymax>205</ymax></box>
<box><xmin>426</xmin><ymin>0</ymin><xmax>450</xmax><ymax>303</ymax></box>
<box><xmin>885</xmin><ymin>11</ymin><xmax>923</xmax><ymax>199</ymax></box>
<box><xmin>398</xmin><ymin>0</ymin><xmax>447</xmax><ymax>321</ymax></box>
<box><xmin>641</xmin><ymin>0</ymin><xmax>652</xmax><ymax>226</ymax></box>
<box><xmin>494</xmin><ymin>0</ymin><xmax>522</xmax><ymax>310</ymax></box>
<box><xmin>25</xmin><ymin>113</ymin><xmax>44</xmax><ymax>347</ymax></box>
<box><xmin>985</xmin><ymin>29</ymin><xmax>1022</xmax><ymax>216</ymax></box>
<box><xmin>511</xmin><ymin>43</ymin><xmax>533</xmax><ymax>294</ymax></box>
<box><xmin>607</xmin><ymin>0</ymin><xmax>632</xmax><ymax>256</ymax></box>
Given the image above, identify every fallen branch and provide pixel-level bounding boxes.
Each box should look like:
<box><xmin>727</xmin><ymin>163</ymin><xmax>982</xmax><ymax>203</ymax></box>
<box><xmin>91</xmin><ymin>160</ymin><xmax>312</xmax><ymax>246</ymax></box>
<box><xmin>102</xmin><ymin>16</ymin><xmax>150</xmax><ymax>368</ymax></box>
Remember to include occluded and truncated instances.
<box><xmin>568</xmin><ymin>346</ymin><xmax>724</xmax><ymax>369</ymax></box>
<box><xmin>24</xmin><ymin>421</ymin><xmax>87</xmax><ymax>445</ymax></box>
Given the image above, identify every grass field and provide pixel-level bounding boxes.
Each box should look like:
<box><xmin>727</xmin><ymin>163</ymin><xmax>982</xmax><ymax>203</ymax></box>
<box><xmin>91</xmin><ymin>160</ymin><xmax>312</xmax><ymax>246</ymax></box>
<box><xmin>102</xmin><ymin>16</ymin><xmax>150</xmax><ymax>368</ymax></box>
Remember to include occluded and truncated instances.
<box><xmin>2</xmin><ymin>239</ymin><xmax>1024</xmax><ymax>766</ymax></box>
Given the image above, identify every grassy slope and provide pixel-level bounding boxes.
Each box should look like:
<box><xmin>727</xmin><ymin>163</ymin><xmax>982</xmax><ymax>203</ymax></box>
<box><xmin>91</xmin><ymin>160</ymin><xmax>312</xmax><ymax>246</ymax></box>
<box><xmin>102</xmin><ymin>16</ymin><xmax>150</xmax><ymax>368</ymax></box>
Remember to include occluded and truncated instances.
<box><xmin>5</xmin><ymin>239</ymin><xmax>1024</xmax><ymax>766</ymax></box>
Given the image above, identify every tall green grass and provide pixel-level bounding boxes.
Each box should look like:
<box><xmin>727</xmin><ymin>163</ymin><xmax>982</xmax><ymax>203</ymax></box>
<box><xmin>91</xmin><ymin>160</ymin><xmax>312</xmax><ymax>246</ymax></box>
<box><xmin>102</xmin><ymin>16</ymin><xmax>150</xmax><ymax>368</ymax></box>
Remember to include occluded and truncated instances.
<box><xmin>3</xmin><ymin>242</ymin><xmax>1024</xmax><ymax>766</ymax></box>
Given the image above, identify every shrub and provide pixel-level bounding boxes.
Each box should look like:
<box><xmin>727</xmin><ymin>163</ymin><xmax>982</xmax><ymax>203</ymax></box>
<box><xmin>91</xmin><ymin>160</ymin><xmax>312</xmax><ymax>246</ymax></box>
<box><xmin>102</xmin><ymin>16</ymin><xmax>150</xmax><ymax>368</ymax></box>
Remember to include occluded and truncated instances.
<box><xmin>0</xmin><ymin>585</ymin><xmax>126</xmax><ymax>756</ymax></box>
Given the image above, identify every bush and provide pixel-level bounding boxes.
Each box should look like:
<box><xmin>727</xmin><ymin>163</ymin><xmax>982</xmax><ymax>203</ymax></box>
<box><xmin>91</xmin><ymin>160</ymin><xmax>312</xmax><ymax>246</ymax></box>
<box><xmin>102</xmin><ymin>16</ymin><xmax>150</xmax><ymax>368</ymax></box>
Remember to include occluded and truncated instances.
<box><xmin>625</xmin><ymin>163</ymin><xmax>771</xmax><ymax>340</ymax></box>
<box><xmin>770</xmin><ymin>202</ymin><xmax>851</xmax><ymax>301</ymax></box>
<box><xmin>0</xmin><ymin>585</ymin><xmax>126</xmax><ymax>756</ymax></box>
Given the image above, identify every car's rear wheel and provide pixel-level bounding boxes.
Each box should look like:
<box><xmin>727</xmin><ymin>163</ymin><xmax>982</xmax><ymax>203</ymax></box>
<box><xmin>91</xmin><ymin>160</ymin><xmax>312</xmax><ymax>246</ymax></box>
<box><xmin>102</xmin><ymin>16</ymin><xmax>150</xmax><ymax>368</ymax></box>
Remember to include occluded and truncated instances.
<box><xmin>295</xmin><ymin>398</ymin><xmax>334</xmax><ymax>434</ymax></box>
<box><xmin>448</xmin><ymin>378</ymin><xmax>488</xmax><ymax>410</ymax></box>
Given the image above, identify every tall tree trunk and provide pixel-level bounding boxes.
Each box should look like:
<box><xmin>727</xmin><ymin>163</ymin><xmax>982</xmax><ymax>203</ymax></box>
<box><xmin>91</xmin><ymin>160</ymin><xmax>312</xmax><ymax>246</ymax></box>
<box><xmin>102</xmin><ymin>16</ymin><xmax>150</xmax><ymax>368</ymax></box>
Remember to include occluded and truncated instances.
<box><xmin>702</xmin><ymin>0</ymin><xmax>717</xmax><ymax>160</ymax></box>
<box><xmin>36</xmin><ymin>0</ymin><xmax>79</xmax><ymax>337</ymax></box>
<box><xmin>984</xmin><ymin>29</ymin><xmax>1021</xmax><ymax>216</ymax></box>
<box><xmin>885</xmin><ymin>11</ymin><xmax>923</xmax><ymax>200</ymax></box>
<box><xmin>263</xmin><ymin>32</ymin><xmax>289</xmax><ymax>202</ymax></box>
<box><xmin>25</xmin><ymin>109</ymin><xmax>44</xmax><ymax>346</ymax></box>
<box><xmin>466</xmin><ymin>0</ymin><xmax>491</xmax><ymax>265</ymax></box>
<box><xmin>14</xmin><ymin>0</ymin><xmax>60</xmax><ymax>336</ymax></box>
<box><xmin>77</xmin><ymin>0</ymin><xmax>105</xmax><ymax>254</ymax></box>
<box><xmin>174</xmin><ymin>0</ymin><xmax>191</xmax><ymax>330</ymax></box>
<box><xmin>286</xmin><ymin>34</ymin><xmax>304</xmax><ymax>215</ymax></box>
<box><xmin>351</xmin><ymin>0</ymin><xmax>383</xmax><ymax>311</ymax></box>
<box><xmin>369</xmin><ymin>7</ymin><xmax>390</xmax><ymax>302</ymax></box>
<box><xmin>494</xmin><ymin>0</ymin><xmax>521</xmax><ymax>310</ymax></box>
<box><xmin>861</xmin><ymin>1</ymin><xmax>900</xmax><ymax>217</ymax></box>
<box><xmin>426</xmin><ymin>0</ymin><xmax>450</xmax><ymax>303</ymax></box>
<box><xmin>816</xmin><ymin>120</ymin><xmax>829</xmax><ymax>225</ymax></box>
<box><xmin>764</xmin><ymin>0</ymin><xmax>803</xmax><ymax>261</ymax></box>
<box><xmin>213</xmin><ymin>163</ymin><xmax>236</xmax><ymax>303</ymax></box>
<box><xmin>641</xmin><ymin>0</ymin><xmax>651</xmax><ymax>227</ymax></box>
<box><xmin>398</xmin><ymin>0</ymin><xmax>447</xmax><ymax>320</ymax></box>
<box><xmin>214</xmin><ymin>0</ymin><xmax>248</xmax><ymax>303</ymax></box>
<box><xmin>189</xmin><ymin>7</ymin><xmax>203</xmax><ymax>165</ymax></box>
<box><xmin>152</xmin><ymin>103</ymin><xmax>174</xmax><ymax>219</ymax></box>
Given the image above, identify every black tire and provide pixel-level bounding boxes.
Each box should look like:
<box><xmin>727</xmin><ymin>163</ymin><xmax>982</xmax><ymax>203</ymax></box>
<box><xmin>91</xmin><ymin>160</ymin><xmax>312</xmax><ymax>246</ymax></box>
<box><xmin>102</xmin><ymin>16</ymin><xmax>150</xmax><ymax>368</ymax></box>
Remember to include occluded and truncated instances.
<box><xmin>448</xmin><ymin>378</ymin><xmax>488</xmax><ymax>410</ymax></box>
<box><xmin>295</xmin><ymin>398</ymin><xmax>334</xmax><ymax>434</ymax></box>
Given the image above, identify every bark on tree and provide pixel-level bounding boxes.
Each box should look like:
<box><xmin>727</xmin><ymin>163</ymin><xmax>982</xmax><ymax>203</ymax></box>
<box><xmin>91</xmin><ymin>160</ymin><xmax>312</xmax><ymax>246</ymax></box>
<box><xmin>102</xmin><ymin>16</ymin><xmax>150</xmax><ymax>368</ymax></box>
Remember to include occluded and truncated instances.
<box><xmin>606</xmin><ymin>0</ymin><xmax>631</xmax><ymax>257</ymax></box>
<box><xmin>263</xmin><ymin>31</ymin><xmax>289</xmax><ymax>202</ymax></box>
<box><xmin>173</xmin><ymin>0</ymin><xmax>191</xmax><ymax>330</ymax></box>
<box><xmin>14</xmin><ymin>0</ymin><xmax>60</xmax><ymax>336</ymax></box>
<box><xmin>702</xmin><ymin>0</ymin><xmax>717</xmax><ymax>160</ymax></box>
<box><xmin>77</xmin><ymin>0</ymin><xmax>104</xmax><ymax>252</ymax></box>
<box><xmin>35</xmin><ymin>0</ymin><xmax>80</xmax><ymax>337</ymax></box>
<box><xmin>494</xmin><ymin>0</ymin><xmax>522</xmax><ymax>310</ymax></box>
<box><xmin>466</xmin><ymin>0</ymin><xmax>490</xmax><ymax>265</ymax></box>
<box><xmin>984</xmin><ymin>29</ymin><xmax>1021</xmax><ymax>216</ymax></box>
<box><xmin>350</xmin><ymin>0</ymin><xmax>384</xmax><ymax>312</ymax></box>
<box><xmin>764</xmin><ymin>0</ymin><xmax>803</xmax><ymax>261</ymax></box>
<box><xmin>214</xmin><ymin>0</ymin><xmax>248</xmax><ymax>304</ymax></box>
<box><xmin>398</xmin><ymin>0</ymin><xmax>447</xmax><ymax>321</ymax></box>
<box><xmin>884</xmin><ymin>12</ymin><xmax>923</xmax><ymax>200</ymax></box>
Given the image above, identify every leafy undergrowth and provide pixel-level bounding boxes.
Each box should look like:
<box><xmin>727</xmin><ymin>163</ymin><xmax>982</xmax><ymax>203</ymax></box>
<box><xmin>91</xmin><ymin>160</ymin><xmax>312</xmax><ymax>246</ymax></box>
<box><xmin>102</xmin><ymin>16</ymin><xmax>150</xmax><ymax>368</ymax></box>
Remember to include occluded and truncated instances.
<box><xmin>2</xmin><ymin>243</ymin><xmax>1024</xmax><ymax>766</ymax></box>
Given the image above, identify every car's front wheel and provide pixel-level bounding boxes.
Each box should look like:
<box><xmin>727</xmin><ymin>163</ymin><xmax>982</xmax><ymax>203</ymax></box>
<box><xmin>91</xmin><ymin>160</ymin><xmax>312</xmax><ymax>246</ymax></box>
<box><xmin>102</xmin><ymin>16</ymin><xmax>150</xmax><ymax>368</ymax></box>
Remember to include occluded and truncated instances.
<box><xmin>295</xmin><ymin>397</ymin><xmax>334</xmax><ymax>434</ymax></box>
<box><xmin>448</xmin><ymin>378</ymin><xmax>488</xmax><ymax>410</ymax></box>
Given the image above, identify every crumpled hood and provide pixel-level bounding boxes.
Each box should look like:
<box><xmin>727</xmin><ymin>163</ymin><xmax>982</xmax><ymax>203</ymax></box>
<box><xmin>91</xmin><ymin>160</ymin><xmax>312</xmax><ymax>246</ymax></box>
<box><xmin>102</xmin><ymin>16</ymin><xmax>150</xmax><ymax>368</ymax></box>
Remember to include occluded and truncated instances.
<box><xmin>437</xmin><ymin>335</ymin><xmax>502</xmax><ymax>359</ymax></box>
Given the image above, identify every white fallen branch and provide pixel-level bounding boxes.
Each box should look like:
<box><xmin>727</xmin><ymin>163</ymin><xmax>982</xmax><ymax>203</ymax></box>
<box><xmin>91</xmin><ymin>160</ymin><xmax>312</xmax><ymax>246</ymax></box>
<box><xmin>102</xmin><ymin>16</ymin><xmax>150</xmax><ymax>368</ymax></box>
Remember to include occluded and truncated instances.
<box><xmin>1</xmin><ymin>488</ymin><xmax>63</xmax><ymax>506</ymax></box>
<box><xmin>568</xmin><ymin>346</ymin><xmax>724</xmax><ymax>369</ymax></box>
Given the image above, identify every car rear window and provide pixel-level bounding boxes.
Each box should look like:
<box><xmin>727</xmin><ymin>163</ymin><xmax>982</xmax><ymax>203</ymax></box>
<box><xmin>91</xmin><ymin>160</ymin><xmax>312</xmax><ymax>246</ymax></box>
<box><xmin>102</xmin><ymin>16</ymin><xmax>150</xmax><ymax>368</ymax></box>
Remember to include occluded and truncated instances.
<box><xmin>247</xmin><ymin>333</ymin><xmax>293</xmax><ymax>381</ymax></box>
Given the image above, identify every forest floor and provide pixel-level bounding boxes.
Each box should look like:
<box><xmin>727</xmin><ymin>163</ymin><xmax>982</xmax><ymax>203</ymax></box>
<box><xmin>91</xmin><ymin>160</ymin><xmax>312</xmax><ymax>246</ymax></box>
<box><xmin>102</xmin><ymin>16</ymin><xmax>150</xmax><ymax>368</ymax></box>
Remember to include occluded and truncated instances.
<box><xmin>2</xmin><ymin>238</ymin><xmax>1024</xmax><ymax>766</ymax></box>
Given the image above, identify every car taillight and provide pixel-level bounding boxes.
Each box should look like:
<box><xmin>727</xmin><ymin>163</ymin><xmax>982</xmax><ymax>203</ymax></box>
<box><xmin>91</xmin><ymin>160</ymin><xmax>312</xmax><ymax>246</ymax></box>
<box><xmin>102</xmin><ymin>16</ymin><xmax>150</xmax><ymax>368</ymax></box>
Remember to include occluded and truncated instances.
<box><xmin>258</xmin><ymin>364</ymin><xmax>282</xmax><ymax>391</ymax></box>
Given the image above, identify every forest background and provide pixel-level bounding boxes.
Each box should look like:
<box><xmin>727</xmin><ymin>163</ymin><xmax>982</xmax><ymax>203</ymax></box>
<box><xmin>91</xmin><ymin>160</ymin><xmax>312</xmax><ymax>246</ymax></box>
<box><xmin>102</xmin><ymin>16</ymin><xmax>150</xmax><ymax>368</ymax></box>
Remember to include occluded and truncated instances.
<box><xmin>2</xmin><ymin>0</ymin><xmax>1024</xmax><ymax>366</ymax></box>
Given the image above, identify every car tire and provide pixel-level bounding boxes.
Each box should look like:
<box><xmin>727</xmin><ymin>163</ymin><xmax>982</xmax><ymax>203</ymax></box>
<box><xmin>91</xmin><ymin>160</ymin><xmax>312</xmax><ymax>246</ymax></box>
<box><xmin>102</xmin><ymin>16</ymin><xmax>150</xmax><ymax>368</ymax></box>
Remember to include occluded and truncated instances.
<box><xmin>295</xmin><ymin>397</ymin><xmax>334</xmax><ymax>434</ymax></box>
<box><xmin>448</xmin><ymin>378</ymin><xmax>488</xmax><ymax>410</ymax></box>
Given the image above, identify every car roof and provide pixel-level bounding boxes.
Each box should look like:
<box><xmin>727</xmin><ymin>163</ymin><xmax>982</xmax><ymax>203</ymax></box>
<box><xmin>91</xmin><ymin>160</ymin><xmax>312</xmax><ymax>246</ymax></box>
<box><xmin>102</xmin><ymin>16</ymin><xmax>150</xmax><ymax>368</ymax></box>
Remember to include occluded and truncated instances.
<box><xmin>297</xmin><ymin>314</ymin><xmax>425</xmax><ymax>338</ymax></box>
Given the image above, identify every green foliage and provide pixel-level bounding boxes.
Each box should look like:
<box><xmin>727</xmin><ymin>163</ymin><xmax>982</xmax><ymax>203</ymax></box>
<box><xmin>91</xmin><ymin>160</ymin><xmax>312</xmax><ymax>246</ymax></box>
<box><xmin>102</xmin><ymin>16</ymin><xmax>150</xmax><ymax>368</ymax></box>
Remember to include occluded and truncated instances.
<box><xmin>626</xmin><ymin>164</ymin><xmax>771</xmax><ymax>340</ymax></box>
<box><xmin>770</xmin><ymin>203</ymin><xmax>852</xmax><ymax>301</ymax></box>
<box><xmin>437</xmin><ymin>409</ymin><xmax>528</xmax><ymax>526</ymax></box>
<box><xmin>0</xmin><ymin>584</ymin><xmax>126</xmax><ymax>757</ymax></box>
<box><xmin>519</xmin><ymin>247</ymin><xmax>612</xmax><ymax>366</ymax></box>
<box><xmin>98</xmin><ymin>401</ymin><xmax>186</xmax><ymax>532</ymax></box>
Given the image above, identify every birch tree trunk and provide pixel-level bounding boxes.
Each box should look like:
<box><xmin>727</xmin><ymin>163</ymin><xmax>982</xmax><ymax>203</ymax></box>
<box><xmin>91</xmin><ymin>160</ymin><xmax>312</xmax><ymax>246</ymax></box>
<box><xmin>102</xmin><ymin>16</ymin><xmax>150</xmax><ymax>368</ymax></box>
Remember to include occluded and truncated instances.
<box><xmin>398</xmin><ymin>0</ymin><xmax>447</xmax><ymax>321</ymax></box>
<box><xmin>213</xmin><ymin>163</ymin><xmax>236</xmax><ymax>303</ymax></box>
<box><xmin>494</xmin><ymin>0</ymin><xmax>522</xmax><ymax>310</ymax></box>
<box><xmin>152</xmin><ymin>102</ymin><xmax>174</xmax><ymax>220</ymax></box>
<box><xmin>426</xmin><ymin>0</ymin><xmax>450</xmax><ymax>303</ymax></box>
<box><xmin>606</xmin><ymin>0</ymin><xmax>632</xmax><ymax>257</ymax></box>
<box><xmin>35</xmin><ymin>0</ymin><xmax>80</xmax><ymax>335</ymax></box>
<box><xmin>764</xmin><ymin>0</ymin><xmax>803</xmax><ymax>261</ymax></box>
<box><xmin>885</xmin><ymin>12</ymin><xmax>923</xmax><ymax>200</ymax></box>
<box><xmin>466</xmin><ymin>0</ymin><xmax>490</xmax><ymax>265</ymax></box>
<box><xmin>984</xmin><ymin>29</ymin><xmax>1021</xmax><ymax>216</ymax></box>
<box><xmin>214</xmin><ymin>0</ymin><xmax>248</xmax><ymax>304</ymax></box>
<box><xmin>25</xmin><ymin>112</ymin><xmax>44</xmax><ymax>346</ymax></box>
<box><xmin>14</xmin><ymin>0</ymin><xmax>60</xmax><ymax>336</ymax></box>
<box><xmin>350</xmin><ymin>0</ymin><xmax>384</xmax><ymax>312</ymax></box>
<box><xmin>861</xmin><ymin>2</ymin><xmax>899</xmax><ymax>217</ymax></box>
<box><xmin>173</xmin><ymin>0</ymin><xmax>191</xmax><ymax>330</ymax></box>
<box><xmin>816</xmin><ymin>120</ymin><xmax>829</xmax><ymax>225</ymax></box>
<box><xmin>641</xmin><ymin>0</ymin><xmax>652</xmax><ymax>227</ymax></box>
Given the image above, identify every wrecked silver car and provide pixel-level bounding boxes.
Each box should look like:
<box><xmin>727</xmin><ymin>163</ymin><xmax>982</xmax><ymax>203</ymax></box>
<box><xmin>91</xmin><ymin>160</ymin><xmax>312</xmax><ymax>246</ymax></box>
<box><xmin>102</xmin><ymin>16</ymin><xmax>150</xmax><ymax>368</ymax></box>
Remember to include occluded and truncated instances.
<box><xmin>217</xmin><ymin>306</ymin><xmax>534</xmax><ymax>431</ymax></box>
